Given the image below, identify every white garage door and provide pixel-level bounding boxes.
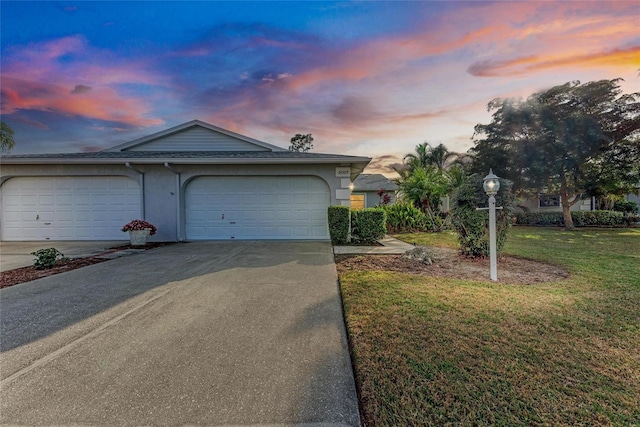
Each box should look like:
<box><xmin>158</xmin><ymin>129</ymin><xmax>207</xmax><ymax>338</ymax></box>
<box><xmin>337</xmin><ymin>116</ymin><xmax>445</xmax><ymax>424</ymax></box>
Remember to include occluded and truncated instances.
<box><xmin>1</xmin><ymin>176</ymin><xmax>141</xmax><ymax>241</ymax></box>
<box><xmin>185</xmin><ymin>176</ymin><xmax>329</xmax><ymax>240</ymax></box>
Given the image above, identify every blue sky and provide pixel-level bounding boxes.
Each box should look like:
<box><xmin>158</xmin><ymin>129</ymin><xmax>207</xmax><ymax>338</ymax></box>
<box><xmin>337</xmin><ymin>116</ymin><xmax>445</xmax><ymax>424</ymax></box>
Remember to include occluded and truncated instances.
<box><xmin>1</xmin><ymin>1</ymin><xmax>638</xmax><ymax>174</ymax></box>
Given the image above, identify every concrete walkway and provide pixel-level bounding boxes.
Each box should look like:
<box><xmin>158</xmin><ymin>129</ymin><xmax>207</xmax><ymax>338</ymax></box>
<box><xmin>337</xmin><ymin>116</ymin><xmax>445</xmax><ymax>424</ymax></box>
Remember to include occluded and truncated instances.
<box><xmin>1</xmin><ymin>241</ymin><xmax>360</xmax><ymax>426</ymax></box>
<box><xmin>333</xmin><ymin>235</ymin><xmax>414</xmax><ymax>255</ymax></box>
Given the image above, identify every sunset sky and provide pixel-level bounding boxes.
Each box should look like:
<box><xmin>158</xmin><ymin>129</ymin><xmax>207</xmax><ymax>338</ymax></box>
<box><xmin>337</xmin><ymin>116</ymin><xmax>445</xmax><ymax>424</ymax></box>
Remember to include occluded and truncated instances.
<box><xmin>1</xmin><ymin>1</ymin><xmax>638</xmax><ymax>175</ymax></box>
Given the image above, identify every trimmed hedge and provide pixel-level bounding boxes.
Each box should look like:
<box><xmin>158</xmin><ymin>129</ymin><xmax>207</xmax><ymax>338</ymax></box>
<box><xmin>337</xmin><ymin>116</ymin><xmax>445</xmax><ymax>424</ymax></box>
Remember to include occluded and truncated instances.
<box><xmin>328</xmin><ymin>205</ymin><xmax>350</xmax><ymax>244</ymax></box>
<box><xmin>514</xmin><ymin>210</ymin><xmax>631</xmax><ymax>227</ymax></box>
<box><xmin>351</xmin><ymin>208</ymin><xmax>387</xmax><ymax>244</ymax></box>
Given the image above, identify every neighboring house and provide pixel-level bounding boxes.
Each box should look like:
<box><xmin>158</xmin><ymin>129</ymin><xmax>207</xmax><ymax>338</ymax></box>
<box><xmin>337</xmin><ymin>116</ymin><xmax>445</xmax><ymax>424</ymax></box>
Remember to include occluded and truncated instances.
<box><xmin>515</xmin><ymin>194</ymin><xmax>593</xmax><ymax>213</ymax></box>
<box><xmin>350</xmin><ymin>174</ymin><xmax>398</xmax><ymax>209</ymax></box>
<box><xmin>0</xmin><ymin>120</ymin><xmax>370</xmax><ymax>241</ymax></box>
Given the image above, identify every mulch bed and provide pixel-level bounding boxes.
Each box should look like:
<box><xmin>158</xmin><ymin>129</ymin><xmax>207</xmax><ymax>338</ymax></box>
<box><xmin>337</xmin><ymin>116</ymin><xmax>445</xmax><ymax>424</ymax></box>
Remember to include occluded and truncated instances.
<box><xmin>335</xmin><ymin>247</ymin><xmax>570</xmax><ymax>285</ymax></box>
<box><xmin>0</xmin><ymin>242</ymin><xmax>173</xmax><ymax>289</ymax></box>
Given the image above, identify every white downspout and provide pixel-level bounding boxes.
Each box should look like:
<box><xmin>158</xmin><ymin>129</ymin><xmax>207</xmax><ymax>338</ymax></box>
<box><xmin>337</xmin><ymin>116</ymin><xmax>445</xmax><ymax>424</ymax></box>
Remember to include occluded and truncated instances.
<box><xmin>164</xmin><ymin>162</ymin><xmax>182</xmax><ymax>241</ymax></box>
<box><xmin>125</xmin><ymin>162</ymin><xmax>145</xmax><ymax>219</ymax></box>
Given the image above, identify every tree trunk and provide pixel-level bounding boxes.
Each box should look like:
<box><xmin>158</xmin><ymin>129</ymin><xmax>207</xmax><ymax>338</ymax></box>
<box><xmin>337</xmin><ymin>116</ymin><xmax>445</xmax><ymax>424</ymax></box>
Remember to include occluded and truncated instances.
<box><xmin>560</xmin><ymin>191</ymin><xmax>574</xmax><ymax>230</ymax></box>
<box><xmin>559</xmin><ymin>174</ymin><xmax>580</xmax><ymax>230</ymax></box>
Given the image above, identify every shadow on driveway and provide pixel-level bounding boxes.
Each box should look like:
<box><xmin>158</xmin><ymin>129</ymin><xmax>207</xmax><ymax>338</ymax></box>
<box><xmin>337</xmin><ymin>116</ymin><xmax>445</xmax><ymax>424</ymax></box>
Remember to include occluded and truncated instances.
<box><xmin>0</xmin><ymin>240</ymin><xmax>361</xmax><ymax>426</ymax></box>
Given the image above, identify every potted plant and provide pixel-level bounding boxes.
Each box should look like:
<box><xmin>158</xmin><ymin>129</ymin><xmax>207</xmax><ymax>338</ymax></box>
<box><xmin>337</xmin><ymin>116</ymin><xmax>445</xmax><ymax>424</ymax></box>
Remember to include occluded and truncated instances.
<box><xmin>121</xmin><ymin>219</ymin><xmax>157</xmax><ymax>246</ymax></box>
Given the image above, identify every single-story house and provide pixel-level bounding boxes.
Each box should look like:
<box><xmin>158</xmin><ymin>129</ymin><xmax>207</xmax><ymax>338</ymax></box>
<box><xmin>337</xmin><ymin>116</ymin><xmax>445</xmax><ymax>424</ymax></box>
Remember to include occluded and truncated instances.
<box><xmin>513</xmin><ymin>192</ymin><xmax>640</xmax><ymax>214</ymax></box>
<box><xmin>0</xmin><ymin>120</ymin><xmax>370</xmax><ymax>241</ymax></box>
<box><xmin>515</xmin><ymin>194</ymin><xmax>594</xmax><ymax>213</ymax></box>
<box><xmin>349</xmin><ymin>174</ymin><xmax>398</xmax><ymax>209</ymax></box>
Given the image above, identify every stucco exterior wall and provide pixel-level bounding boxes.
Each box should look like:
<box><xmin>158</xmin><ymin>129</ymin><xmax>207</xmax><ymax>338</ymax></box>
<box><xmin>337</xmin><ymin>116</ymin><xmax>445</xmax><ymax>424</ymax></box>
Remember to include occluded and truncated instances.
<box><xmin>360</xmin><ymin>190</ymin><xmax>396</xmax><ymax>208</ymax></box>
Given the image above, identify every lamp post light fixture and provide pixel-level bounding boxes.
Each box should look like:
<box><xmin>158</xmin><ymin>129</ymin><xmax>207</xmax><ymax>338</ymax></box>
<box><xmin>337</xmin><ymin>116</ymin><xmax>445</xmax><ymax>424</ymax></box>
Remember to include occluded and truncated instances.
<box><xmin>483</xmin><ymin>169</ymin><xmax>500</xmax><ymax>196</ymax></box>
<box><xmin>482</xmin><ymin>169</ymin><xmax>501</xmax><ymax>281</ymax></box>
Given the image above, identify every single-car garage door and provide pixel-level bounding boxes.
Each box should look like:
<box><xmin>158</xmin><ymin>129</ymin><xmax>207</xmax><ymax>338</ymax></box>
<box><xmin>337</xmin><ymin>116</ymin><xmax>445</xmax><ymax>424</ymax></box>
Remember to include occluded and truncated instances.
<box><xmin>1</xmin><ymin>176</ymin><xmax>141</xmax><ymax>241</ymax></box>
<box><xmin>185</xmin><ymin>176</ymin><xmax>329</xmax><ymax>240</ymax></box>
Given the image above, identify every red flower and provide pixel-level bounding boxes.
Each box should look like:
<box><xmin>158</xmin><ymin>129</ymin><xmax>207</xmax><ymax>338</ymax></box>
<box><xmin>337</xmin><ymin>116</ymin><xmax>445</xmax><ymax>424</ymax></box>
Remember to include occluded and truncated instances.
<box><xmin>121</xmin><ymin>219</ymin><xmax>157</xmax><ymax>235</ymax></box>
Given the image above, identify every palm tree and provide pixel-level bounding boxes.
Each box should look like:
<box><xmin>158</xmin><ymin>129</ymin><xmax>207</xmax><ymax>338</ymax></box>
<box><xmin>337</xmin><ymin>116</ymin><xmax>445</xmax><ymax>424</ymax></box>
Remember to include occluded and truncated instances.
<box><xmin>398</xmin><ymin>142</ymin><xmax>474</xmax><ymax>217</ymax></box>
<box><xmin>403</xmin><ymin>142</ymin><xmax>462</xmax><ymax>172</ymax></box>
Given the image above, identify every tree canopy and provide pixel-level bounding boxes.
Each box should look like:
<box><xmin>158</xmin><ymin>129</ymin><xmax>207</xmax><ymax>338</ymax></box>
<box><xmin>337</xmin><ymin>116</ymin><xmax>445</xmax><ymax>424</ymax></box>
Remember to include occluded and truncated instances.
<box><xmin>1</xmin><ymin>121</ymin><xmax>15</xmax><ymax>153</ymax></box>
<box><xmin>289</xmin><ymin>133</ymin><xmax>314</xmax><ymax>152</ymax></box>
<box><xmin>470</xmin><ymin>79</ymin><xmax>640</xmax><ymax>229</ymax></box>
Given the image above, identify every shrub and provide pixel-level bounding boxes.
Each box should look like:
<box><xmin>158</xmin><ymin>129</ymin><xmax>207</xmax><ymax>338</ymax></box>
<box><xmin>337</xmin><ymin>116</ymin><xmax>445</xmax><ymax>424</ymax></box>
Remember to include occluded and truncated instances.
<box><xmin>514</xmin><ymin>210</ymin><xmax>627</xmax><ymax>227</ymax></box>
<box><xmin>613</xmin><ymin>200</ymin><xmax>638</xmax><ymax>214</ymax></box>
<box><xmin>31</xmin><ymin>248</ymin><xmax>67</xmax><ymax>270</ymax></box>
<box><xmin>382</xmin><ymin>202</ymin><xmax>441</xmax><ymax>233</ymax></box>
<box><xmin>351</xmin><ymin>208</ymin><xmax>387</xmax><ymax>243</ymax></box>
<box><xmin>328</xmin><ymin>205</ymin><xmax>350</xmax><ymax>245</ymax></box>
<box><xmin>450</xmin><ymin>175</ymin><xmax>514</xmax><ymax>257</ymax></box>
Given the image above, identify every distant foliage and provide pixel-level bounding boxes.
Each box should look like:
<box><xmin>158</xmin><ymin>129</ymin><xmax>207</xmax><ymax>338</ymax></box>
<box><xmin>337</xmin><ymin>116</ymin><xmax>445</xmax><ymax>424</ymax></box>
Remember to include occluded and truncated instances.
<box><xmin>31</xmin><ymin>248</ymin><xmax>67</xmax><ymax>270</ymax></box>
<box><xmin>328</xmin><ymin>206</ymin><xmax>350</xmax><ymax>245</ymax></box>
<box><xmin>351</xmin><ymin>208</ymin><xmax>386</xmax><ymax>244</ymax></box>
<box><xmin>613</xmin><ymin>200</ymin><xmax>638</xmax><ymax>214</ymax></box>
<box><xmin>514</xmin><ymin>210</ymin><xmax>632</xmax><ymax>227</ymax></box>
<box><xmin>1</xmin><ymin>121</ymin><xmax>15</xmax><ymax>153</ymax></box>
<box><xmin>450</xmin><ymin>175</ymin><xmax>514</xmax><ymax>257</ymax></box>
<box><xmin>289</xmin><ymin>133</ymin><xmax>314</xmax><ymax>152</ymax></box>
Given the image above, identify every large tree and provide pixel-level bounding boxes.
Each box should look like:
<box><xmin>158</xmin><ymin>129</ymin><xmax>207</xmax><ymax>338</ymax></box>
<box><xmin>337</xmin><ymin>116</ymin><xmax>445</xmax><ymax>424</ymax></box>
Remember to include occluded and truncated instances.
<box><xmin>1</xmin><ymin>121</ymin><xmax>15</xmax><ymax>153</ymax></box>
<box><xmin>470</xmin><ymin>79</ymin><xmax>640</xmax><ymax>229</ymax></box>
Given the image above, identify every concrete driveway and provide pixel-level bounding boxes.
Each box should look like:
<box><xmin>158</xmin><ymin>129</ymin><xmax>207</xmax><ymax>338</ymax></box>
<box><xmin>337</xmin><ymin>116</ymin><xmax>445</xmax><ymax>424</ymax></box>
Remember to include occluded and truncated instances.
<box><xmin>0</xmin><ymin>241</ymin><xmax>360</xmax><ymax>426</ymax></box>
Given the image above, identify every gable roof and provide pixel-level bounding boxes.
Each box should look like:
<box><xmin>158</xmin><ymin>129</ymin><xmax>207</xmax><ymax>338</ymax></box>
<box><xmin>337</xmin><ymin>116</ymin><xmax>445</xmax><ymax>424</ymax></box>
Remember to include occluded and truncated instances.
<box><xmin>352</xmin><ymin>174</ymin><xmax>398</xmax><ymax>192</ymax></box>
<box><xmin>104</xmin><ymin>120</ymin><xmax>286</xmax><ymax>152</ymax></box>
<box><xmin>1</xmin><ymin>120</ymin><xmax>372</xmax><ymax>179</ymax></box>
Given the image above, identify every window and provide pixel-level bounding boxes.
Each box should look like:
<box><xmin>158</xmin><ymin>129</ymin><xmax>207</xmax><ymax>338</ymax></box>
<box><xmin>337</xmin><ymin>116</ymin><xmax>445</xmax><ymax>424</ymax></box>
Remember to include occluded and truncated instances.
<box><xmin>539</xmin><ymin>194</ymin><xmax>560</xmax><ymax>207</ymax></box>
<box><xmin>350</xmin><ymin>193</ymin><xmax>365</xmax><ymax>210</ymax></box>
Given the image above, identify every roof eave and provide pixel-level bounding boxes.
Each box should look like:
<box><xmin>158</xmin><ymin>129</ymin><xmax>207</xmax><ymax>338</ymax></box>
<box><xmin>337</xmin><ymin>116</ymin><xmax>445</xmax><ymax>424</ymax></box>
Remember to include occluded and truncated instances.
<box><xmin>1</xmin><ymin>156</ymin><xmax>371</xmax><ymax>166</ymax></box>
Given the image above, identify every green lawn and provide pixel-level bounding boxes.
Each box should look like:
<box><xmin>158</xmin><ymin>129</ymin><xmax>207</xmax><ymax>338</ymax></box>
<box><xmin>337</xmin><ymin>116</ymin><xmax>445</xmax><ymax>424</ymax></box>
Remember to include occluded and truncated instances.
<box><xmin>339</xmin><ymin>227</ymin><xmax>640</xmax><ymax>426</ymax></box>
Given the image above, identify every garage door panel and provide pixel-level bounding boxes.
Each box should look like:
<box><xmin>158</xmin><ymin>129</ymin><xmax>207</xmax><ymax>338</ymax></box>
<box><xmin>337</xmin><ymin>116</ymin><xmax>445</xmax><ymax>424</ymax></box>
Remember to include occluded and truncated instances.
<box><xmin>186</xmin><ymin>176</ymin><xmax>329</xmax><ymax>240</ymax></box>
<box><xmin>57</xmin><ymin>227</ymin><xmax>74</xmax><ymax>239</ymax></box>
<box><xmin>1</xmin><ymin>177</ymin><xmax>140</xmax><ymax>241</ymax></box>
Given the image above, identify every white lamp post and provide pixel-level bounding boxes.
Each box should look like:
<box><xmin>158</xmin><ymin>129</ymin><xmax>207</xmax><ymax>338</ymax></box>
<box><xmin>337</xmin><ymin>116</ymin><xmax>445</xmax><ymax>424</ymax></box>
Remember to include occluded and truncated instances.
<box><xmin>482</xmin><ymin>169</ymin><xmax>501</xmax><ymax>281</ymax></box>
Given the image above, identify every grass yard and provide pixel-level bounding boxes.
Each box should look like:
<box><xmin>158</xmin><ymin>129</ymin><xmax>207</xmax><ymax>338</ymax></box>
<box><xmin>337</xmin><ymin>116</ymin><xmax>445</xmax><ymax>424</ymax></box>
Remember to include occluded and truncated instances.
<box><xmin>339</xmin><ymin>227</ymin><xmax>640</xmax><ymax>426</ymax></box>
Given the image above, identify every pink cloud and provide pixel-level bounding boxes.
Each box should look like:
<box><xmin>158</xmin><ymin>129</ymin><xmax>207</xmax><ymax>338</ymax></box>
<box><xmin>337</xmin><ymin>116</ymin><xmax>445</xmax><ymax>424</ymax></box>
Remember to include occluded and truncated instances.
<box><xmin>282</xmin><ymin>1</ymin><xmax>639</xmax><ymax>95</ymax></box>
<box><xmin>1</xmin><ymin>36</ymin><xmax>164</xmax><ymax>128</ymax></box>
<box><xmin>468</xmin><ymin>46</ymin><xmax>640</xmax><ymax>77</ymax></box>
<box><xmin>2</xmin><ymin>77</ymin><xmax>163</xmax><ymax>127</ymax></box>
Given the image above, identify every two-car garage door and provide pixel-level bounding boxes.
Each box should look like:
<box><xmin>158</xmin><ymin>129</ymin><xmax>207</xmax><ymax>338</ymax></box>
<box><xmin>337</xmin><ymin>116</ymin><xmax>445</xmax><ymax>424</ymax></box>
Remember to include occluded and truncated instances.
<box><xmin>1</xmin><ymin>175</ymin><xmax>330</xmax><ymax>241</ymax></box>
<box><xmin>1</xmin><ymin>176</ymin><xmax>140</xmax><ymax>241</ymax></box>
<box><xmin>185</xmin><ymin>176</ymin><xmax>329</xmax><ymax>240</ymax></box>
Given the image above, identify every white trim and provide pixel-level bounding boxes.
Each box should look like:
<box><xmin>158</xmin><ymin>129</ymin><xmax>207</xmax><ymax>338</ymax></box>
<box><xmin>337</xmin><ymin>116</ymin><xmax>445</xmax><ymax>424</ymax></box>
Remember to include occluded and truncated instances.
<box><xmin>1</xmin><ymin>156</ymin><xmax>370</xmax><ymax>165</ymax></box>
